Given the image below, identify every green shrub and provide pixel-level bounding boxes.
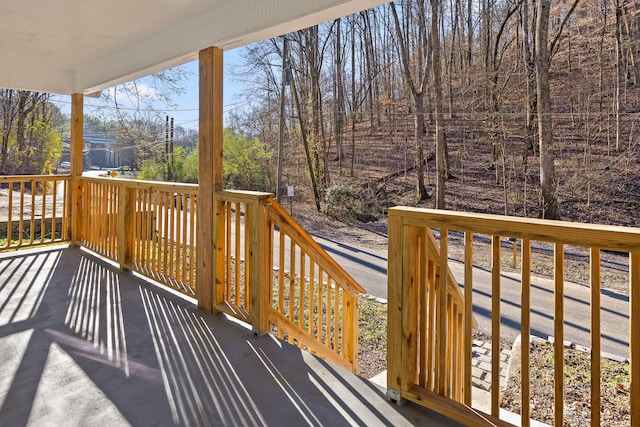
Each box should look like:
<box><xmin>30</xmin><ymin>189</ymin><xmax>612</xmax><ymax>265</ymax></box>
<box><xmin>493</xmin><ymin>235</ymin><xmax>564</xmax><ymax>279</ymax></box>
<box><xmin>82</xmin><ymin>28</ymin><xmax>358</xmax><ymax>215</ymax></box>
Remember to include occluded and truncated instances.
<box><xmin>324</xmin><ymin>184</ymin><xmax>377</xmax><ymax>222</ymax></box>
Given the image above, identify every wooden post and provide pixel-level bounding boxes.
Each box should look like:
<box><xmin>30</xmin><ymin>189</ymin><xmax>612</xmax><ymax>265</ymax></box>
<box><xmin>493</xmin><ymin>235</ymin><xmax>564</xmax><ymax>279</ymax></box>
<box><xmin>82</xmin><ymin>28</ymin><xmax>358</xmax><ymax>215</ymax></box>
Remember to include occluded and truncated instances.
<box><xmin>386</xmin><ymin>209</ymin><xmax>405</xmax><ymax>403</ymax></box>
<box><xmin>198</xmin><ymin>46</ymin><xmax>224</xmax><ymax>312</ymax></box>
<box><xmin>70</xmin><ymin>94</ymin><xmax>84</xmax><ymax>245</ymax></box>
<box><xmin>248</xmin><ymin>197</ymin><xmax>271</xmax><ymax>334</ymax></box>
<box><xmin>404</xmin><ymin>226</ymin><xmax>418</xmax><ymax>391</ymax></box>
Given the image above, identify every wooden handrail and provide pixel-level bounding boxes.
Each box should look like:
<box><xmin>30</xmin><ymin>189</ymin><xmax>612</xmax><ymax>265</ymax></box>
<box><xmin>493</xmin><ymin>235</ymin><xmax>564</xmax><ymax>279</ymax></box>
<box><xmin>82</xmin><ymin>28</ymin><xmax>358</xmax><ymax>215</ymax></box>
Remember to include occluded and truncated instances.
<box><xmin>80</xmin><ymin>176</ymin><xmax>198</xmax><ymax>193</ymax></box>
<box><xmin>265</xmin><ymin>199</ymin><xmax>365</xmax><ymax>296</ymax></box>
<box><xmin>0</xmin><ymin>174</ymin><xmax>70</xmax><ymax>182</ymax></box>
<box><xmin>394</xmin><ymin>207</ymin><xmax>640</xmax><ymax>252</ymax></box>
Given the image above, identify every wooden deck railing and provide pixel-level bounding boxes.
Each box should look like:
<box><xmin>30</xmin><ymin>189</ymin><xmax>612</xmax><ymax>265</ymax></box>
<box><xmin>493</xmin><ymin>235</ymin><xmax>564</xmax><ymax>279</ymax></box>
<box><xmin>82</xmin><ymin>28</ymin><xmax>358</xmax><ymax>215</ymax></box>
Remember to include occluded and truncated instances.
<box><xmin>76</xmin><ymin>177</ymin><xmax>363</xmax><ymax>372</ymax></box>
<box><xmin>388</xmin><ymin>207</ymin><xmax>640</xmax><ymax>427</ymax></box>
<box><xmin>78</xmin><ymin>177</ymin><xmax>198</xmax><ymax>297</ymax></box>
<box><xmin>0</xmin><ymin>175</ymin><xmax>70</xmax><ymax>250</ymax></box>
<box><xmin>212</xmin><ymin>190</ymin><xmax>273</xmax><ymax>323</ymax></box>
<box><xmin>387</xmin><ymin>223</ymin><xmax>477</xmax><ymax>404</ymax></box>
<box><xmin>211</xmin><ymin>191</ymin><xmax>364</xmax><ymax>372</ymax></box>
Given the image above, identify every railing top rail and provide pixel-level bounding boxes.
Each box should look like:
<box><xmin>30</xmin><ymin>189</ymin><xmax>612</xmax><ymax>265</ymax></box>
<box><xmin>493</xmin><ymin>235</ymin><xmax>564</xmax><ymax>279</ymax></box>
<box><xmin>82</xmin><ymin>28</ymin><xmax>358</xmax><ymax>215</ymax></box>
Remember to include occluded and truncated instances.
<box><xmin>390</xmin><ymin>207</ymin><xmax>640</xmax><ymax>253</ymax></box>
<box><xmin>79</xmin><ymin>176</ymin><xmax>198</xmax><ymax>193</ymax></box>
<box><xmin>265</xmin><ymin>197</ymin><xmax>366</xmax><ymax>296</ymax></box>
<box><xmin>0</xmin><ymin>174</ymin><xmax>70</xmax><ymax>182</ymax></box>
<box><xmin>215</xmin><ymin>189</ymin><xmax>272</xmax><ymax>203</ymax></box>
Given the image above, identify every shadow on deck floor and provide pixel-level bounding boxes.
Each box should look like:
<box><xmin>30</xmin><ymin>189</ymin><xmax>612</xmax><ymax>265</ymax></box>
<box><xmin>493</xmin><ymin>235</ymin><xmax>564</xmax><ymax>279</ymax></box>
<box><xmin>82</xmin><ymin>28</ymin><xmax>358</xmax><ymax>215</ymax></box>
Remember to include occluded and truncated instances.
<box><xmin>0</xmin><ymin>246</ymin><xmax>460</xmax><ymax>426</ymax></box>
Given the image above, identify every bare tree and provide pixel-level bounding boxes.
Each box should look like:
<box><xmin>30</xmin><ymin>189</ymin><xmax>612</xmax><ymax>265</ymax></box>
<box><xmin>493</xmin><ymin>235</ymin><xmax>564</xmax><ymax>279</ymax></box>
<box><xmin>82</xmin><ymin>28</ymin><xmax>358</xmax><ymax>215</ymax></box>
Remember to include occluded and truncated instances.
<box><xmin>431</xmin><ymin>0</ymin><xmax>447</xmax><ymax>208</ymax></box>
<box><xmin>390</xmin><ymin>0</ymin><xmax>431</xmax><ymax>202</ymax></box>
<box><xmin>535</xmin><ymin>0</ymin><xmax>559</xmax><ymax>219</ymax></box>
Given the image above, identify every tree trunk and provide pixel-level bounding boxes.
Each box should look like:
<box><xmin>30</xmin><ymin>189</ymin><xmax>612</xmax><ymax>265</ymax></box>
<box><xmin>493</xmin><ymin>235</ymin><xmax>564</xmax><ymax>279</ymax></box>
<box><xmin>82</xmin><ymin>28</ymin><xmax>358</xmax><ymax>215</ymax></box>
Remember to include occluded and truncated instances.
<box><xmin>334</xmin><ymin>18</ymin><xmax>345</xmax><ymax>170</ymax></box>
<box><xmin>431</xmin><ymin>0</ymin><xmax>446</xmax><ymax>208</ymax></box>
<box><xmin>535</xmin><ymin>0</ymin><xmax>559</xmax><ymax>219</ymax></box>
<box><xmin>290</xmin><ymin>70</ymin><xmax>322</xmax><ymax>212</ymax></box>
<box><xmin>390</xmin><ymin>1</ymin><xmax>430</xmax><ymax>202</ymax></box>
<box><xmin>523</xmin><ymin>0</ymin><xmax>537</xmax><ymax>153</ymax></box>
<box><xmin>415</xmin><ymin>94</ymin><xmax>430</xmax><ymax>202</ymax></box>
<box><xmin>276</xmin><ymin>36</ymin><xmax>288</xmax><ymax>202</ymax></box>
<box><xmin>615</xmin><ymin>0</ymin><xmax>623</xmax><ymax>151</ymax></box>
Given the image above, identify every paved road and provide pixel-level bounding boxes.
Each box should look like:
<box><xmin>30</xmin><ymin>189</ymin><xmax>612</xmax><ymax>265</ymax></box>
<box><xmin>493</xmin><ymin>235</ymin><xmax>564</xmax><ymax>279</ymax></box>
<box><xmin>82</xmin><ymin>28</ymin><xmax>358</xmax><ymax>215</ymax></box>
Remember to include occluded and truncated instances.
<box><xmin>312</xmin><ymin>234</ymin><xmax>630</xmax><ymax>359</ymax></box>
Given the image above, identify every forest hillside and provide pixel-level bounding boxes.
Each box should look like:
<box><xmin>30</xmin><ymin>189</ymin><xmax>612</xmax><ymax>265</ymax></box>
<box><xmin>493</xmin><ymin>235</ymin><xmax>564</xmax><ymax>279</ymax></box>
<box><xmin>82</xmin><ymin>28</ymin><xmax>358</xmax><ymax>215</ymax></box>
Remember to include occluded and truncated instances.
<box><xmin>228</xmin><ymin>0</ymin><xmax>640</xmax><ymax>227</ymax></box>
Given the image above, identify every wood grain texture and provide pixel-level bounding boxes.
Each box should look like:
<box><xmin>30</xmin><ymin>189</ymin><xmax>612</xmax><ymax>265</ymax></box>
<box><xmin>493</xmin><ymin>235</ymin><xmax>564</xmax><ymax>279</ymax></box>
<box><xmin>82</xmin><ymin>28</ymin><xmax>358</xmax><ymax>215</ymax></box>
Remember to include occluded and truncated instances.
<box><xmin>70</xmin><ymin>93</ymin><xmax>83</xmax><ymax>245</ymax></box>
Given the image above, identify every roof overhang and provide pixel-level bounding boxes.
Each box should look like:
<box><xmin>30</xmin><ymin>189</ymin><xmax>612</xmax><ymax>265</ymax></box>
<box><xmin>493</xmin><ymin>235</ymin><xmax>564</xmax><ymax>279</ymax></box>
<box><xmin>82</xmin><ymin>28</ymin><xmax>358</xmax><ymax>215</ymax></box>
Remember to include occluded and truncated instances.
<box><xmin>0</xmin><ymin>0</ymin><xmax>386</xmax><ymax>95</ymax></box>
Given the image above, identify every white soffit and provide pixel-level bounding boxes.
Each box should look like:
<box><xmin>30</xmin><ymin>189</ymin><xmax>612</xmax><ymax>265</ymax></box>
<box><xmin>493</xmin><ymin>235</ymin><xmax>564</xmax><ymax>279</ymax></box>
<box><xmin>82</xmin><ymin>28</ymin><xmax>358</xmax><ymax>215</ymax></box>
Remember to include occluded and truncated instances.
<box><xmin>0</xmin><ymin>0</ymin><xmax>387</xmax><ymax>95</ymax></box>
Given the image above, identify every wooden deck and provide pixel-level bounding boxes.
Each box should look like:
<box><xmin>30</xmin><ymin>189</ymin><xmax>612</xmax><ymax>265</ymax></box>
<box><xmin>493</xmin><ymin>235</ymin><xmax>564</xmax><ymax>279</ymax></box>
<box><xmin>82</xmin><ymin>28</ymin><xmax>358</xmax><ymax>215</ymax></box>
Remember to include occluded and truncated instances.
<box><xmin>0</xmin><ymin>246</ymin><xmax>460</xmax><ymax>426</ymax></box>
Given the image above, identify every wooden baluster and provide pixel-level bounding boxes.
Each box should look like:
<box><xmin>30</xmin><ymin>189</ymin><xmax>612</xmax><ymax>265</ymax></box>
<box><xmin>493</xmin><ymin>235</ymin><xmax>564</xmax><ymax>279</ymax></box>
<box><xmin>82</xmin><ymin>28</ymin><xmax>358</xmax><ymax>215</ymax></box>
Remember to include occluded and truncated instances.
<box><xmin>590</xmin><ymin>248</ymin><xmax>601</xmax><ymax>426</ymax></box>
<box><xmin>169</xmin><ymin>192</ymin><xmax>175</xmax><ymax>280</ymax></box>
<box><xmin>162</xmin><ymin>191</ymin><xmax>169</xmax><ymax>277</ymax></box>
<box><xmin>491</xmin><ymin>235</ymin><xmax>500</xmax><ymax>417</ymax></box>
<box><xmin>419</xmin><ymin>229</ymin><xmax>427</xmax><ymax>387</ymax></box>
<box><xmin>326</xmin><ymin>270</ymin><xmax>331</xmax><ymax>347</ymax></box>
<box><xmin>189</xmin><ymin>194</ymin><xmax>195</xmax><ymax>291</ymax></box>
<box><xmin>463</xmin><ymin>231</ymin><xmax>473</xmax><ymax>405</ymax></box>
<box><xmin>144</xmin><ymin>190</ymin><xmax>151</xmax><ymax>271</ymax></box>
<box><xmin>112</xmin><ymin>185</ymin><xmax>118</xmax><ymax>257</ymax></box>
<box><xmin>244</xmin><ymin>203</ymin><xmax>251</xmax><ymax>310</ymax></box>
<box><xmin>102</xmin><ymin>183</ymin><xmax>108</xmax><ymax>255</ymax></box>
<box><xmin>630</xmin><ymin>252</ymin><xmax>640</xmax><ymax>427</ymax></box>
<box><xmin>288</xmin><ymin>240</ymin><xmax>296</xmax><ymax>344</ymax></box>
<box><xmin>60</xmin><ymin>179</ymin><xmax>65</xmax><ymax>241</ymax></box>
<box><xmin>173</xmin><ymin>192</ymin><xmax>180</xmax><ymax>284</ymax></box>
<box><xmin>554</xmin><ymin>243</ymin><xmax>565</xmax><ymax>427</ymax></box>
<box><xmin>52</xmin><ymin>179</ymin><xmax>58</xmax><ymax>242</ymax></box>
<box><xmin>333</xmin><ymin>278</ymin><xmax>339</xmax><ymax>351</ymax></box>
<box><xmin>437</xmin><ymin>229</ymin><xmax>448</xmax><ymax>396</ymax></box>
<box><xmin>244</xmin><ymin>203</ymin><xmax>250</xmax><ymax>310</ymax></box>
<box><xmin>427</xmin><ymin>257</ymin><xmax>437</xmax><ymax>390</ymax></box>
<box><xmin>135</xmin><ymin>189</ymin><xmax>141</xmax><ymax>266</ymax></box>
<box><xmin>277</xmin><ymin>231</ymin><xmax>285</xmax><ymax>339</ymax></box>
<box><xmin>308</xmin><ymin>261</ymin><xmax>315</xmax><ymax>335</ymax></box>
<box><xmin>521</xmin><ymin>238</ymin><xmax>531</xmax><ymax>427</ymax></box>
<box><xmin>150</xmin><ymin>190</ymin><xmax>156</xmax><ymax>272</ymax></box>
<box><xmin>40</xmin><ymin>180</ymin><xmax>47</xmax><ymax>243</ymax></box>
<box><xmin>226</xmin><ymin>201</ymin><xmax>232</xmax><ymax>300</ymax></box>
<box><xmin>6</xmin><ymin>182</ymin><xmax>13</xmax><ymax>247</ymax></box>
<box><xmin>235</xmin><ymin>202</ymin><xmax>241</xmax><ymax>307</ymax></box>
<box><xmin>181</xmin><ymin>193</ymin><xmax>188</xmax><ymax>287</ymax></box>
<box><xmin>29</xmin><ymin>179</ymin><xmax>35</xmax><ymax>244</ymax></box>
<box><xmin>19</xmin><ymin>181</ymin><xmax>24</xmax><ymax>246</ymax></box>
<box><xmin>299</xmin><ymin>250</ymin><xmax>306</xmax><ymax>333</ymax></box>
<box><xmin>317</xmin><ymin>267</ymin><xmax>323</xmax><ymax>342</ymax></box>
<box><xmin>448</xmin><ymin>300</ymin><xmax>455</xmax><ymax>399</ymax></box>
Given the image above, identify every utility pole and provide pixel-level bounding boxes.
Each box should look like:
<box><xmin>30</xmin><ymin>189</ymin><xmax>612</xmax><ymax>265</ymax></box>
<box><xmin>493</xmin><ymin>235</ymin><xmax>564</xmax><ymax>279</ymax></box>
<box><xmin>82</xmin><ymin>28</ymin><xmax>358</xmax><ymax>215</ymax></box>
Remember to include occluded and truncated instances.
<box><xmin>165</xmin><ymin>115</ymin><xmax>169</xmax><ymax>181</ymax></box>
<box><xmin>169</xmin><ymin>117</ymin><xmax>174</xmax><ymax>181</ymax></box>
<box><xmin>276</xmin><ymin>36</ymin><xmax>288</xmax><ymax>203</ymax></box>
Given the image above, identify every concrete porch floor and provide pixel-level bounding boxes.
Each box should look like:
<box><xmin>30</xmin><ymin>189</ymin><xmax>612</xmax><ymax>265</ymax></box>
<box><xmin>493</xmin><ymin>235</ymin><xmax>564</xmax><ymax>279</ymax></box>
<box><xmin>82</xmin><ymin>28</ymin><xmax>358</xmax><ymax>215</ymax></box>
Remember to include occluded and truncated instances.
<box><xmin>0</xmin><ymin>246</ymin><xmax>461</xmax><ymax>426</ymax></box>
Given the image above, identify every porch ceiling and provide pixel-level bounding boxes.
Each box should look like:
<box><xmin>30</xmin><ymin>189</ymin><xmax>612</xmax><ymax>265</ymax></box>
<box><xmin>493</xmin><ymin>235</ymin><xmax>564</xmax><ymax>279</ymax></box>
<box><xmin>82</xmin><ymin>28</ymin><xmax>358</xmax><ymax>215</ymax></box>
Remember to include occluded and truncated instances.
<box><xmin>1</xmin><ymin>0</ymin><xmax>386</xmax><ymax>95</ymax></box>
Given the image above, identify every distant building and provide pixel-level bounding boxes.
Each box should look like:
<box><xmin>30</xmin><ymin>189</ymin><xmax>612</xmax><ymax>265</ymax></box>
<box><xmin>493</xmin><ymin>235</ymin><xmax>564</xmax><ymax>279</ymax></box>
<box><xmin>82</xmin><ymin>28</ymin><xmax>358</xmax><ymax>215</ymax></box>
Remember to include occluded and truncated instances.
<box><xmin>60</xmin><ymin>135</ymin><xmax>134</xmax><ymax>169</ymax></box>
